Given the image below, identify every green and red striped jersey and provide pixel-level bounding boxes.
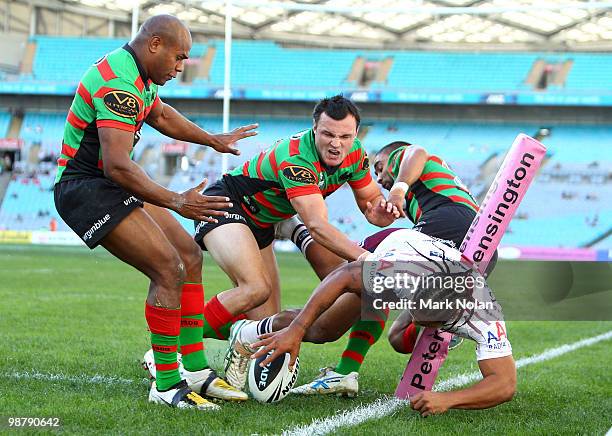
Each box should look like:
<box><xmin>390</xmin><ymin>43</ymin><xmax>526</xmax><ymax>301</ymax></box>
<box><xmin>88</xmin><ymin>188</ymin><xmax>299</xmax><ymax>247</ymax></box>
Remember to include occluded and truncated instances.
<box><xmin>386</xmin><ymin>146</ymin><xmax>479</xmax><ymax>223</ymax></box>
<box><xmin>225</xmin><ymin>129</ymin><xmax>372</xmax><ymax>228</ymax></box>
<box><xmin>55</xmin><ymin>44</ymin><xmax>160</xmax><ymax>184</ymax></box>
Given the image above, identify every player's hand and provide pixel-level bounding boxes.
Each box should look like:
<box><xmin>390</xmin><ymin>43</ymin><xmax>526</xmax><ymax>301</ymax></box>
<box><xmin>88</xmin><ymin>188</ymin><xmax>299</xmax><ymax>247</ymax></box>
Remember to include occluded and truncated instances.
<box><xmin>251</xmin><ymin>326</ymin><xmax>304</xmax><ymax>369</ymax></box>
<box><xmin>173</xmin><ymin>179</ymin><xmax>232</xmax><ymax>222</ymax></box>
<box><xmin>410</xmin><ymin>392</ymin><xmax>451</xmax><ymax>417</ymax></box>
<box><xmin>209</xmin><ymin>124</ymin><xmax>258</xmax><ymax>155</ymax></box>
<box><xmin>387</xmin><ymin>189</ymin><xmax>407</xmax><ymax>218</ymax></box>
<box><xmin>365</xmin><ymin>198</ymin><xmax>400</xmax><ymax>227</ymax></box>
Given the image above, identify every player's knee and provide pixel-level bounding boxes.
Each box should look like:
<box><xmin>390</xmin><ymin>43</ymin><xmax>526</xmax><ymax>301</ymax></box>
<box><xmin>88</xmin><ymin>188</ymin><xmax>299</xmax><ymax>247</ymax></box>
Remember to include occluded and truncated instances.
<box><xmin>153</xmin><ymin>251</ymin><xmax>186</xmax><ymax>291</ymax></box>
<box><xmin>272</xmin><ymin>309</ymin><xmax>299</xmax><ymax>330</ymax></box>
<box><xmin>180</xmin><ymin>241</ymin><xmax>203</xmax><ymax>275</ymax></box>
<box><xmin>304</xmin><ymin>324</ymin><xmax>342</xmax><ymax>344</ymax></box>
<box><xmin>241</xmin><ymin>276</ymin><xmax>272</xmax><ymax>307</ymax></box>
<box><xmin>388</xmin><ymin>332</ymin><xmax>408</xmax><ymax>354</ymax></box>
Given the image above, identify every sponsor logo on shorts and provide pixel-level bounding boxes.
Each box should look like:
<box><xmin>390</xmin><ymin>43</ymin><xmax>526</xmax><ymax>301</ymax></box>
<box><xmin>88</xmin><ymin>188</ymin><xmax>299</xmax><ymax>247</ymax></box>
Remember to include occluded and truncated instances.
<box><xmin>83</xmin><ymin>214</ymin><xmax>110</xmax><ymax>241</ymax></box>
<box><xmin>195</xmin><ymin>221</ymin><xmax>207</xmax><ymax>234</ymax></box>
<box><xmin>103</xmin><ymin>90</ymin><xmax>140</xmax><ymax>118</ymax></box>
<box><xmin>195</xmin><ymin>213</ymin><xmax>246</xmax><ymax>235</ymax></box>
<box><xmin>123</xmin><ymin>196</ymin><xmax>138</xmax><ymax>206</ymax></box>
<box><xmin>227</xmin><ymin>213</ymin><xmax>247</xmax><ymax>223</ymax></box>
<box><xmin>242</xmin><ymin>196</ymin><xmax>260</xmax><ymax>214</ymax></box>
<box><xmin>282</xmin><ymin>165</ymin><xmax>317</xmax><ymax>185</ymax></box>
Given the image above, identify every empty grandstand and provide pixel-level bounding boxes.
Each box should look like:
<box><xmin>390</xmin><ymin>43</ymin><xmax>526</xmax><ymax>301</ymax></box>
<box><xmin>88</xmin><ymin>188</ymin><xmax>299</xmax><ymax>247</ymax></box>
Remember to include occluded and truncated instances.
<box><xmin>0</xmin><ymin>0</ymin><xmax>610</xmax><ymax>254</ymax></box>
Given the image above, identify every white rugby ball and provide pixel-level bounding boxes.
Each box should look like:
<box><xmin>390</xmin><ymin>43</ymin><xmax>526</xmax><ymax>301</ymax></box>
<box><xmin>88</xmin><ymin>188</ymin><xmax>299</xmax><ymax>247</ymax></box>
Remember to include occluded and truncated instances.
<box><xmin>248</xmin><ymin>349</ymin><xmax>300</xmax><ymax>403</ymax></box>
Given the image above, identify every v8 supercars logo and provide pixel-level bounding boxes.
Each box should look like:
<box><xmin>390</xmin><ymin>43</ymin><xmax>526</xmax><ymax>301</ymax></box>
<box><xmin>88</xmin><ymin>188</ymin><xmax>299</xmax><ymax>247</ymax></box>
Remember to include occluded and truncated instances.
<box><xmin>282</xmin><ymin>165</ymin><xmax>317</xmax><ymax>185</ymax></box>
<box><xmin>103</xmin><ymin>90</ymin><xmax>140</xmax><ymax>118</ymax></box>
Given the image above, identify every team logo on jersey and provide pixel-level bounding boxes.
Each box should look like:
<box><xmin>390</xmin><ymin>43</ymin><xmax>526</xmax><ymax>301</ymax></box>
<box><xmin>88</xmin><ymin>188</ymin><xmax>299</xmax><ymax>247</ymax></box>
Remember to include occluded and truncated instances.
<box><xmin>103</xmin><ymin>90</ymin><xmax>140</xmax><ymax>118</ymax></box>
<box><xmin>362</xmin><ymin>156</ymin><xmax>370</xmax><ymax>171</ymax></box>
<box><xmin>282</xmin><ymin>165</ymin><xmax>317</xmax><ymax>185</ymax></box>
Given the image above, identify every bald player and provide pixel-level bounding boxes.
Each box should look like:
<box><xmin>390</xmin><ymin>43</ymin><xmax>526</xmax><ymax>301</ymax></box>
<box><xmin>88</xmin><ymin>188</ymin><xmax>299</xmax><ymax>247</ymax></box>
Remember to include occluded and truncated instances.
<box><xmin>53</xmin><ymin>15</ymin><xmax>256</xmax><ymax>410</ymax></box>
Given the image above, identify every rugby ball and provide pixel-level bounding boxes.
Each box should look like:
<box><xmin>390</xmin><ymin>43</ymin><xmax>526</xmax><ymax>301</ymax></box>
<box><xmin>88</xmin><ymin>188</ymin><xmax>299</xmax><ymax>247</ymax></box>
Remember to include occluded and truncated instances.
<box><xmin>248</xmin><ymin>349</ymin><xmax>300</xmax><ymax>403</ymax></box>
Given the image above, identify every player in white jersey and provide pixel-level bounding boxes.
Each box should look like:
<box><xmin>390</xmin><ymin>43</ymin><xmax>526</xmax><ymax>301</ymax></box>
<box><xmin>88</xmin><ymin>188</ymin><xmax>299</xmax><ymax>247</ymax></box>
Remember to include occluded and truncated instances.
<box><xmin>248</xmin><ymin>229</ymin><xmax>516</xmax><ymax>416</ymax></box>
<box><xmin>364</xmin><ymin>229</ymin><xmax>512</xmax><ymax>362</ymax></box>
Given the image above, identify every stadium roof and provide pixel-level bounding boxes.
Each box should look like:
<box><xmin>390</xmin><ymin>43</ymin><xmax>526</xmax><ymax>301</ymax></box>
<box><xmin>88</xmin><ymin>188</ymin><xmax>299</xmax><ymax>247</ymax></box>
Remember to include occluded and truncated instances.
<box><xmin>8</xmin><ymin>0</ymin><xmax>612</xmax><ymax>50</ymax></box>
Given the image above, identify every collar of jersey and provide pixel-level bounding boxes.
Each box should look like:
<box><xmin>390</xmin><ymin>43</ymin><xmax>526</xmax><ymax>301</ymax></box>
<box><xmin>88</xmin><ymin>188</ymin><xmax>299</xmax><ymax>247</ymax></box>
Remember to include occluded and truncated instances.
<box><xmin>122</xmin><ymin>43</ymin><xmax>150</xmax><ymax>91</ymax></box>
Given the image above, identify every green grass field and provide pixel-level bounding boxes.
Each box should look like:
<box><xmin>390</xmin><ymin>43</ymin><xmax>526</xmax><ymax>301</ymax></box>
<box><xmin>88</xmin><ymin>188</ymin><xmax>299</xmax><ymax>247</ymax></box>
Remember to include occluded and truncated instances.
<box><xmin>0</xmin><ymin>245</ymin><xmax>610</xmax><ymax>435</ymax></box>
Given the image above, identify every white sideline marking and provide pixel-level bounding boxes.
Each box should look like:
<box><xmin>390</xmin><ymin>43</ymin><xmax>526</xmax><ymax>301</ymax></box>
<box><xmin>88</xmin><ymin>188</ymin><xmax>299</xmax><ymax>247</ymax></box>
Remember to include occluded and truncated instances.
<box><xmin>282</xmin><ymin>330</ymin><xmax>612</xmax><ymax>436</ymax></box>
<box><xmin>5</xmin><ymin>370</ymin><xmax>147</xmax><ymax>386</ymax></box>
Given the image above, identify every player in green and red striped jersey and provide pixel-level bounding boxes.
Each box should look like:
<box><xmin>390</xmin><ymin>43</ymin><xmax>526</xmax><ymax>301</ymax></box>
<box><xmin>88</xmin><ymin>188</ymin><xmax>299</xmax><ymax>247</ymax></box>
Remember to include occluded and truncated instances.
<box><xmin>53</xmin><ymin>14</ymin><xmax>255</xmax><ymax>409</ymax></box>
<box><xmin>193</xmin><ymin>95</ymin><xmax>400</xmax><ymax>391</ymax></box>
<box><xmin>375</xmin><ymin>141</ymin><xmax>479</xmax><ymax>235</ymax></box>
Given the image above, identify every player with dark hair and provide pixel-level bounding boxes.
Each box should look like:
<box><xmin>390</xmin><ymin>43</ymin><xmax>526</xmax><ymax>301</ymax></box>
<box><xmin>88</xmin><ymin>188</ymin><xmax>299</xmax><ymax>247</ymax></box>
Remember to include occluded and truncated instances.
<box><xmin>190</xmin><ymin>95</ymin><xmax>399</xmax><ymax>392</ymax></box>
<box><xmin>248</xmin><ymin>228</ymin><xmax>516</xmax><ymax>416</ymax></box>
<box><xmin>53</xmin><ymin>14</ymin><xmax>256</xmax><ymax>409</ymax></box>
<box><xmin>373</xmin><ymin>140</ymin><xmax>479</xmax><ymax>243</ymax></box>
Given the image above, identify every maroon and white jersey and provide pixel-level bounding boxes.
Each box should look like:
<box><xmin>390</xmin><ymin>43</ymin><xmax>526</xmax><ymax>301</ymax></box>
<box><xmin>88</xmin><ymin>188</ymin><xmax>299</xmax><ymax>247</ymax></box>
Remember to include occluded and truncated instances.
<box><xmin>363</xmin><ymin>229</ymin><xmax>512</xmax><ymax>361</ymax></box>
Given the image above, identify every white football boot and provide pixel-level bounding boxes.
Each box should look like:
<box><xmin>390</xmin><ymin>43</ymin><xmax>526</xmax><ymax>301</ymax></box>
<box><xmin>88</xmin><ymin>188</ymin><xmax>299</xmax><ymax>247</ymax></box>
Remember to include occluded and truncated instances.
<box><xmin>291</xmin><ymin>367</ymin><xmax>359</xmax><ymax>397</ymax></box>
<box><xmin>142</xmin><ymin>349</ymin><xmax>247</xmax><ymax>401</ymax></box>
<box><xmin>148</xmin><ymin>380</ymin><xmax>220</xmax><ymax>410</ymax></box>
<box><xmin>224</xmin><ymin>319</ymin><xmax>256</xmax><ymax>391</ymax></box>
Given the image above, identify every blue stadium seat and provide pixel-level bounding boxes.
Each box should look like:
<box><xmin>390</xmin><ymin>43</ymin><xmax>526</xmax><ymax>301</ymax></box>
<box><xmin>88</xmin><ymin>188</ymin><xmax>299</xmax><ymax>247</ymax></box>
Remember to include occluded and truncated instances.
<box><xmin>26</xmin><ymin>37</ymin><xmax>612</xmax><ymax>93</ymax></box>
<box><xmin>6</xmin><ymin>111</ymin><xmax>610</xmax><ymax>248</ymax></box>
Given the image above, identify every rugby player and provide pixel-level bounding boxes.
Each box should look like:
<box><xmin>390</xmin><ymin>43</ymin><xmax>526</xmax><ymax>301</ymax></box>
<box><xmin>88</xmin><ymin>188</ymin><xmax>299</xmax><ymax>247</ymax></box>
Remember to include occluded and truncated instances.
<box><xmin>250</xmin><ymin>229</ymin><xmax>516</xmax><ymax>416</ymax></box>
<box><xmin>53</xmin><ymin>14</ymin><xmax>256</xmax><ymax>409</ymax></box>
<box><xmin>192</xmin><ymin>95</ymin><xmax>399</xmax><ymax>391</ymax></box>
<box><xmin>277</xmin><ymin>140</ymin><xmax>493</xmax><ymax>396</ymax></box>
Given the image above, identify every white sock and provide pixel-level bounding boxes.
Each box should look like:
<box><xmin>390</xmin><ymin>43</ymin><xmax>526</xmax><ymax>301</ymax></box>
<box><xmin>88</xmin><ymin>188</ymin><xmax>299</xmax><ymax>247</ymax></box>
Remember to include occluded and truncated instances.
<box><xmin>239</xmin><ymin>315</ymin><xmax>276</xmax><ymax>345</ymax></box>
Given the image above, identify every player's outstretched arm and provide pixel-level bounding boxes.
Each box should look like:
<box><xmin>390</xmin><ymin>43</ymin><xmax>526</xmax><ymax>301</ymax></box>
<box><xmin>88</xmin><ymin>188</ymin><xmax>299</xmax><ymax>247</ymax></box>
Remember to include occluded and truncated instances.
<box><xmin>252</xmin><ymin>261</ymin><xmax>364</xmax><ymax>367</ymax></box>
<box><xmin>352</xmin><ymin>179</ymin><xmax>400</xmax><ymax>226</ymax></box>
<box><xmin>145</xmin><ymin>100</ymin><xmax>257</xmax><ymax>155</ymax></box>
<box><xmin>387</xmin><ymin>146</ymin><xmax>428</xmax><ymax>216</ymax></box>
<box><xmin>99</xmin><ymin>127</ymin><xmax>231</xmax><ymax>222</ymax></box>
<box><xmin>291</xmin><ymin>193</ymin><xmax>367</xmax><ymax>261</ymax></box>
<box><xmin>410</xmin><ymin>355</ymin><xmax>516</xmax><ymax>417</ymax></box>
